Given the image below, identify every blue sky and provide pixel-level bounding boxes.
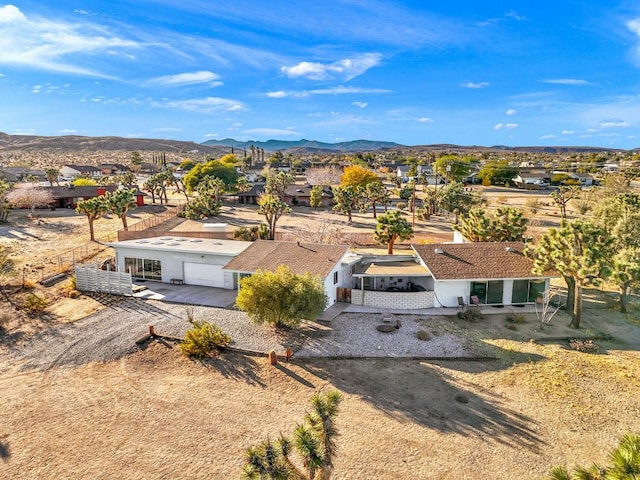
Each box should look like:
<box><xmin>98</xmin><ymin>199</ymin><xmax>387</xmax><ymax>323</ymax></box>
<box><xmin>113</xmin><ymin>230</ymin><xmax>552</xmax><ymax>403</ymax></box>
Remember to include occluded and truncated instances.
<box><xmin>2</xmin><ymin>1</ymin><xmax>640</xmax><ymax>149</ymax></box>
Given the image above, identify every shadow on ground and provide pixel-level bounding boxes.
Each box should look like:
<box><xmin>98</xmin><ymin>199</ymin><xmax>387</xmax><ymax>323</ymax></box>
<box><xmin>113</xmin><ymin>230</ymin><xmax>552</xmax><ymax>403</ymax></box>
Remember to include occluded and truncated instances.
<box><xmin>202</xmin><ymin>351</ymin><xmax>267</xmax><ymax>387</ymax></box>
<box><xmin>298</xmin><ymin>357</ymin><xmax>543</xmax><ymax>451</ymax></box>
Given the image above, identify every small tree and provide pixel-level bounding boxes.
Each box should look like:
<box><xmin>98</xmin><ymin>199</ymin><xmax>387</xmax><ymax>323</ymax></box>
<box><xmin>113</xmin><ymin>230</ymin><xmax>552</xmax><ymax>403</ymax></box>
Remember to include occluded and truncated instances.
<box><xmin>340</xmin><ymin>164</ymin><xmax>378</xmax><ymax>189</ymax></box>
<box><xmin>182</xmin><ymin>176</ymin><xmax>225</xmax><ymax>219</ymax></box>
<box><xmin>309</xmin><ymin>185</ymin><xmax>324</xmax><ymax>210</ymax></box>
<box><xmin>257</xmin><ymin>193</ymin><xmax>291</xmax><ymax>240</ymax></box>
<box><xmin>180</xmin><ymin>321</ymin><xmax>231</xmax><ymax>359</ymax></box>
<box><xmin>235</xmin><ymin>265</ymin><xmax>327</xmax><ymax>328</ymax></box>
<box><xmin>454</xmin><ymin>207</ymin><xmax>528</xmax><ymax>242</ymax></box>
<box><xmin>331</xmin><ymin>185</ymin><xmax>360</xmax><ymax>223</ymax></box>
<box><xmin>243</xmin><ymin>390</ymin><xmax>342</xmax><ymax>480</ymax></box>
<box><xmin>76</xmin><ymin>196</ymin><xmax>108</xmax><ymax>242</ymax></box>
<box><xmin>104</xmin><ymin>188</ymin><xmax>137</xmax><ymax>231</ymax></box>
<box><xmin>526</xmin><ymin>220</ymin><xmax>613</xmax><ymax>328</ymax></box>
<box><xmin>550</xmin><ymin>186</ymin><xmax>580</xmax><ymax>220</ymax></box>
<box><xmin>374</xmin><ymin>210</ymin><xmax>413</xmax><ymax>254</ymax></box>
<box><xmin>44</xmin><ymin>167</ymin><xmax>60</xmax><ymax>186</ymax></box>
<box><xmin>362</xmin><ymin>181</ymin><xmax>391</xmax><ymax>218</ymax></box>
<box><xmin>6</xmin><ymin>186</ymin><xmax>54</xmax><ymax>216</ymax></box>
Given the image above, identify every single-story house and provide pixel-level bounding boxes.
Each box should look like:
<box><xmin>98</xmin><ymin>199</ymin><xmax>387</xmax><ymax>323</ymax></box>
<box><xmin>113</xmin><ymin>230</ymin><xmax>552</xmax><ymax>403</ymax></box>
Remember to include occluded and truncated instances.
<box><xmin>223</xmin><ymin>240</ymin><xmax>352</xmax><ymax>306</ymax></box>
<box><xmin>513</xmin><ymin>175</ymin><xmax>550</xmax><ymax>189</ymax></box>
<box><xmin>60</xmin><ymin>165</ymin><xmax>102</xmax><ymax>178</ymax></box>
<box><xmin>412</xmin><ymin>242</ymin><xmax>551</xmax><ymax>308</ymax></box>
<box><xmin>0</xmin><ymin>167</ymin><xmax>46</xmax><ymax>182</ymax></box>
<box><xmin>283</xmin><ymin>185</ymin><xmax>333</xmax><ymax>207</ymax></box>
<box><xmin>47</xmin><ymin>185</ymin><xmax>145</xmax><ymax>208</ymax></box>
<box><xmin>569</xmin><ymin>173</ymin><xmax>594</xmax><ymax>186</ymax></box>
<box><xmin>236</xmin><ymin>184</ymin><xmax>266</xmax><ymax>205</ymax></box>
<box><xmin>109</xmin><ymin>237</ymin><xmax>253</xmax><ymax>288</ymax></box>
<box><xmin>97</xmin><ymin>163</ymin><xmax>130</xmax><ymax>175</ymax></box>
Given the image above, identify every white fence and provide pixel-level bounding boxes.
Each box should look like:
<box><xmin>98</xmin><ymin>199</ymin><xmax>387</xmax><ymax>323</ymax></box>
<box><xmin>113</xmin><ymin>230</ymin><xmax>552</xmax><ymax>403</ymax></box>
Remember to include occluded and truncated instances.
<box><xmin>75</xmin><ymin>264</ymin><xmax>133</xmax><ymax>296</ymax></box>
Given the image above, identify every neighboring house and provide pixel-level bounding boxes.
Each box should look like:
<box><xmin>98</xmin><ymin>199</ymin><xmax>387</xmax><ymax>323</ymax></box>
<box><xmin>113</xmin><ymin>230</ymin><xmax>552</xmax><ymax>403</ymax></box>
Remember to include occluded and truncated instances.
<box><xmin>45</xmin><ymin>185</ymin><xmax>145</xmax><ymax>208</ymax></box>
<box><xmin>109</xmin><ymin>237</ymin><xmax>253</xmax><ymax>288</ymax></box>
<box><xmin>97</xmin><ymin>163</ymin><xmax>130</xmax><ymax>175</ymax></box>
<box><xmin>59</xmin><ymin>165</ymin><xmax>102</xmax><ymax>178</ymax></box>
<box><xmin>236</xmin><ymin>184</ymin><xmax>266</xmax><ymax>205</ymax></box>
<box><xmin>0</xmin><ymin>167</ymin><xmax>46</xmax><ymax>182</ymax></box>
<box><xmin>513</xmin><ymin>175</ymin><xmax>550</xmax><ymax>190</ymax></box>
<box><xmin>569</xmin><ymin>173</ymin><xmax>594</xmax><ymax>186</ymax></box>
<box><xmin>283</xmin><ymin>184</ymin><xmax>333</xmax><ymax>207</ymax></box>
<box><xmin>223</xmin><ymin>240</ymin><xmax>352</xmax><ymax>306</ymax></box>
<box><xmin>413</xmin><ymin>242</ymin><xmax>552</xmax><ymax>308</ymax></box>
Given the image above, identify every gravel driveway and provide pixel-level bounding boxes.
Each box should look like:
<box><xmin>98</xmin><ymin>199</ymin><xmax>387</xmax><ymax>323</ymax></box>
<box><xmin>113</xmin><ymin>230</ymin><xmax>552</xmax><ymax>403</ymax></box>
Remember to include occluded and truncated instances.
<box><xmin>3</xmin><ymin>297</ymin><xmax>472</xmax><ymax>372</ymax></box>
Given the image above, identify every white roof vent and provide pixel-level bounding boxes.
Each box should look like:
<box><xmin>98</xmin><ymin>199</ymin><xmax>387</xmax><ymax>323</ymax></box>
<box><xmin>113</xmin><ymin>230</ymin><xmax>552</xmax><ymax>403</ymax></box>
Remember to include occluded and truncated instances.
<box><xmin>434</xmin><ymin>248</ymin><xmax>444</xmax><ymax>254</ymax></box>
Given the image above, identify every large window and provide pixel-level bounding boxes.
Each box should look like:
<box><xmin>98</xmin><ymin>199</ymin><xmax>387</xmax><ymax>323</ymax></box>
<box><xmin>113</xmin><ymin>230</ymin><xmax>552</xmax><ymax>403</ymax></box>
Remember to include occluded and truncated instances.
<box><xmin>124</xmin><ymin>257</ymin><xmax>162</xmax><ymax>280</ymax></box>
<box><xmin>470</xmin><ymin>280</ymin><xmax>504</xmax><ymax>304</ymax></box>
<box><xmin>512</xmin><ymin>279</ymin><xmax>546</xmax><ymax>303</ymax></box>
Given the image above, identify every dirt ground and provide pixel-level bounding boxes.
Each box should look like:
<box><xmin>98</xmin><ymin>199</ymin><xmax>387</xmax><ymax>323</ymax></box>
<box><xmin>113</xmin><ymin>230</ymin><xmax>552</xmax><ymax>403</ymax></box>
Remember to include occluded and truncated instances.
<box><xmin>1</xmin><ymin>302</ymin><xmax>639</xmax><ymax>479</ymax></box>
<box><xmin>1</xmin><ymin>185</ymin><xmax>639</xmax><ymax>479</ymax></box>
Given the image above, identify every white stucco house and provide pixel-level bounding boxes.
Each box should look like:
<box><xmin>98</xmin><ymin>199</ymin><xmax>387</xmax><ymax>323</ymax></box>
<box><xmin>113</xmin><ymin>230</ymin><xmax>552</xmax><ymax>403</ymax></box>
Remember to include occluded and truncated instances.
<box><xmin>412</xmin><ymin>242</ymin><xmax>551</xmax><ymax>308</ymax></box>
<box><xmin>109</xmin><ymin>237</ymin><xmax>253</xmax><ymax>289</ymax></box>
<box><xmin>223</xmin><ymin>240</ymin><xmax>354</xmax><ymax>306</ymax></box>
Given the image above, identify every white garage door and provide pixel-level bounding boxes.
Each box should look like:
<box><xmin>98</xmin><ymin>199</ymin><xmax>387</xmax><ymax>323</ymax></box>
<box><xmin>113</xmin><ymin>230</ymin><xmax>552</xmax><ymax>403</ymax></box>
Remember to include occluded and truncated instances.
<box><xmin>183</xmin><ymin>263</ymin><xmax>224</xmax><ymax>288</ymax></box>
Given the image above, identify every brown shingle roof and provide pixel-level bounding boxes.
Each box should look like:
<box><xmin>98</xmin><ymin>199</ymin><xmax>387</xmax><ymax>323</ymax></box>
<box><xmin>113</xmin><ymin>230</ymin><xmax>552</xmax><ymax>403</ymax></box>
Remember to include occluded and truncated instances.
<box><xmin>223</xmin><ymin>240</ymin><xmax>349</xmax><ymax>278</ymax></box>
<box><xmin>413</xmin><ymin>242</ymin><xmax>545</xmax><ymax>280</ymax></box>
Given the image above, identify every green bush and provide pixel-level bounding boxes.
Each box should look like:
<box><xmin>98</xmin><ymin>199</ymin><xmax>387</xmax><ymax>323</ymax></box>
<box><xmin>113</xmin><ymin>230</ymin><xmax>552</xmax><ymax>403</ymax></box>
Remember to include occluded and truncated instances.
<box><xmin>457</xmin><ymin>308</ymin><xmax>483</xmax><ymax>322</ymax></box>
<box><xmin>180</xmin><ymin>321</ymin><xmax>231</xmax><ymax>359</ymax></box>
<box><xmin>396</xmin><ymin>202</ymin><xmax>407</xmax><ymax>210</ymax></box>
<box><xmin>23</xmin><ymin>293</ymin><xmax>48</xmax><ymax>313</ymax></box>
<box><xmin>505</xmin><ymin>312</ymin><xmax>526</xmax><ymax>324</ymax></box>
<box><xmin>416</xmin><ymin>329</ymin><xmax>431</xmax><ymax>341</ymax></box>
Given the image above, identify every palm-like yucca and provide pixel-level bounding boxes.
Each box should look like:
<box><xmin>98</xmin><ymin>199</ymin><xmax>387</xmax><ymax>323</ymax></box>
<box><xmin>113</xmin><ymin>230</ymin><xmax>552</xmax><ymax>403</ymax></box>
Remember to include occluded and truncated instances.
<box><xmin>546</xmin><ymin>434</ymin><xmax>640</xmax><ymax>480</ymax></box>
<box><xmin>242</xmin><ymin>391</ymin><xmax>342</xmax><ymax>480</ymax></box>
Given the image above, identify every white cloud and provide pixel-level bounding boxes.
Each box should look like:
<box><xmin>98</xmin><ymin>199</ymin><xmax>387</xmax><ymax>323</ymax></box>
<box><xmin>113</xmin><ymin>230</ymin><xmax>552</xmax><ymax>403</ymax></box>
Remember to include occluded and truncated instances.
<box><xmin>540</xmin><ymin>134</ymin><xmax>557</xmax><ymax>139</ymax></box>
<box><xmin>0</xmin><ymin>5</ymin><xmax>141</xmax><ymax>77</ymax></box>
<box><xmin>204</xmin><ymin>133</ymin><xmax>219</xmax><ymax>138</ymax></box>
<box><xmin>157</xmin><ymin>97</ymin><xmax>246</xmax><ymax>114</ymax></box>
<box><xmin>506</xmin><ymin>109</ymin><xmax>517</xmax><ymax>116</ymax></box>
<box><xmin>268</xmin><ymin>86</ymin><xmax>391</xmax><ymax>98</ymax></box>
<box><xmin>0</xmin><ymin>73</ymin><xmax>4</xmax><ymax>77</ymax></box>
<box><xmin>461</xmin><ymin>81</ymin><xmax>489</xmax><ymax>89</ymax></box>
<box><xmin>266</xmin><ymin>91</ymin><xmax>287</xmax><ymax>98</ymax></box>
<box><xmin>505</xmin><ymin>11</ymin><xmax>527</xmax><ymax>21</ymax></box>
<box><xmin>281</xmin><ymin>53</ymin><xmax>382</xmax><ymax>81</ymax></box>
<box><xmin>58</xmin><ymin>128</ymin><xmax>77</xmax><ymax>133</ymax></box>
<box><xmin>561</xmin><ymin>130</ymin><xmax>575</xmax><ymax>135</ymax></box>
<box><xmin>153</xmin><ymin>127</ymin><xmax>182</xmax><ymax>132</ymax></box>
<box><xmin>541</xmin><ymin>78</ymin><xmax>590</xmax><ymax>85</ymax></box>
<box><xmin>352</xmin><ymin>101</ymin><xmax>368</xmax><ymax>108</ymax></box>
<box><xmin>417</xmin><ymin>117</ymin><xmax>434</xmax><ymax>123</ymax></box>
<box><xmin>144</xmin><ymin>71</ymin><xmax>223</xmax><ymax>87</ymax></box>
<box><xmin>599</xmin><ymin>119</ymin><xmax>630</xmax><ymax>128</ymax></box>
<box><xmin>494</xmin><ymin>123</ymin><xmax>518</xmax><ymax>130</ymax></box>
<box><xmin>32</xmin><ymin>85</ymin><xmax>41</xmax><ymax>93</ymax></box>
<box><xmin>242</xmin><ymin>128</ymin><xmax>302</xmax><ymax>137</ymax></box>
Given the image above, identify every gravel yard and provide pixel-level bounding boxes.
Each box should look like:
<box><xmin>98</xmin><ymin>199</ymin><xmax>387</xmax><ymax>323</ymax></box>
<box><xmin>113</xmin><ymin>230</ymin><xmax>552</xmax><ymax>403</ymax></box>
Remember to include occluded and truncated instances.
<box><xmin>4</xmin><ymin>297</ymin><xmax>472</xmax><ymax>374</ymax></box>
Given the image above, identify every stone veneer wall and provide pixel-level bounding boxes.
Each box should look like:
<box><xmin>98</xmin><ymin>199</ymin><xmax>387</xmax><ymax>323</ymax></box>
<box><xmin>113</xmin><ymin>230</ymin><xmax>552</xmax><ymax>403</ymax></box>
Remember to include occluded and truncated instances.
<box><xmin>351</xmin><ymin>290</ymin><xmax>435</xmax><ymax>310</ymax></box>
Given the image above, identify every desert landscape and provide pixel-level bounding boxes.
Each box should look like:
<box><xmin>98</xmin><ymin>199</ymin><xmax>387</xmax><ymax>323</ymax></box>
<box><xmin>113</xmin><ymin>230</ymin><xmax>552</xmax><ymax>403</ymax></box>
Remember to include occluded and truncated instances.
<box><xmin>1</xmin><ymin>178</ymin><xmax>639</xmax><ymax>479</ymax></box>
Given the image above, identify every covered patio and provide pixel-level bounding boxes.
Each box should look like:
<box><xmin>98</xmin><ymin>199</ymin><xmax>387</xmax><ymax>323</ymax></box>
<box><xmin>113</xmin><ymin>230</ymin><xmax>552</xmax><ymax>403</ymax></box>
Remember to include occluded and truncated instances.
<box><xmin>351</xmin><ymin>258</ymin><xmax>435</xmax><ymax>309</ymax></box>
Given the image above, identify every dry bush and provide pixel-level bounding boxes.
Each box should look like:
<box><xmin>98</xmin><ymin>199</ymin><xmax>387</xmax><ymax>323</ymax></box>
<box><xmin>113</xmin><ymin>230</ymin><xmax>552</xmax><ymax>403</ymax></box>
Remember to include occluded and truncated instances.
<box><xmin>416</xmin><ymin>329</ymin><xmax>431</xmax><ymax>341</ymax></box>
<box><xmin>525</xmin><ymin>198</ymin><xmax>540</xmax><ymax>214</ymax></box>
<box><xmin>180</xmin><ymin>321</ymin><xmax>231</xmax><ymax>359</ymax></box>
<box><xmin>22</xmin><ymin>293</ymin><xmax>48</xmax><ymax>314</ymax></box>
<box><xmin>568</xmin><ymin>339</ymin><xmax>599</xmax><ymax>353</ymax></box>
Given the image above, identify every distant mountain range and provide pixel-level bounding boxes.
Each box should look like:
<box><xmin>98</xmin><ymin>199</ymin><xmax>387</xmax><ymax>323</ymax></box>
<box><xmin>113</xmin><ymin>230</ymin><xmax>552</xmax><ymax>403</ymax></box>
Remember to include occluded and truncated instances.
<box><xmin>0</xmin><ymin>132</ymin><xmax>223</xmax><ymax>154</ymax></box>
<box><xmin>0</xmin><ymin>132</ymin><xmax>625</xmax><ymax>155</ymax></box>
<box><xmin>201</xmin><ymin>138</ymin><xmax>405</xmax><ymax>151</ymax></box>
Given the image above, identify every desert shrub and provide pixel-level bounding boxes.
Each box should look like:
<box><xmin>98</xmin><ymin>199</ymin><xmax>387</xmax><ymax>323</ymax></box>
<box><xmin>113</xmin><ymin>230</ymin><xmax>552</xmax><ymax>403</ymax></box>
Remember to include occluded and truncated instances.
<box><xmin>457</xmin><ymin>308</ymin><xmax>483</xmax><ymax>322</ymax></box>
<box><xmin>396</xmin><ymin>202</ymin><xmax>407</xmax><ymax>210</ymax></box>
<box><xmin>505</xmin><ymin>323</ymin><xmax>517</xmax><ymax>331</ymax></box>
<box><xmin>416</xmin><ymin>329</ymin><xmax>430</xmax><ymax>341</ymax></box>
<box><xmin>481</xmin><ymin>177</ymin><xmax>491</xmax><ymax>186</ymax></box>
<box><xmin>568</xmin><ymin>339</ymin><xmax>599</xmax><ymax>353</ymax></box>
<box><xmin>525</xmin><ymin>198</ymin><xmax>540</xmax><ymax>214</ymax></box>
<box><xmin>180</xmin><ymin>320</ymin><xmax>231</xmax><ymax>359</ymax></box>
<box><xmin>505</xmin><ymin>312</ymin><xmax>526</xmax><ymax>324</ymax></box>
<box><xmin>496</xmin><ymin>195</ymin><xmax>508</xmax><ymax>205</ymax></box>
<box><xmin>22</xmin><ymin>293</ymin><xmax>48</xmax><ymax>313</ymax></box>
<box><xmin>23</xmin><ymin>279</ymin><xmax>37</xmax><ymax>289</ymax></box>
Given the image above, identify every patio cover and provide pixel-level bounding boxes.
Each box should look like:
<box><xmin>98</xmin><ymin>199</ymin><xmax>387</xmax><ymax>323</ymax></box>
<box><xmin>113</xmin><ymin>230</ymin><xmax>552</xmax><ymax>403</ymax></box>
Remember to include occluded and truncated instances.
<box><xmin>354</xmin><ymin>261</ymin><xmax>431</xmax><ymax>277</ymax></box>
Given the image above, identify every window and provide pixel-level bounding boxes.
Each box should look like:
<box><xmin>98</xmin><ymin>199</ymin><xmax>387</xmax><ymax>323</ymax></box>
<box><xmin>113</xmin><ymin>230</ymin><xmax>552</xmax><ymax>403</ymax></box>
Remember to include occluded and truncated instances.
<box><xmin>124</xmin><ymin>257</ymin><xmax>161</xmax><ymax>280</ymax></box>
<box><xmin>512</xmin><ymin>279</ymin><xmax>546</xmax><ymax>303</ymax></box>
<box><xmin>333</xmin><ymin>271</ymin><xmax>338</xmax><ymax>285</ymax></box>
<box><xmin>470</xmin><ymin>280</ymin><xmax>504</xmax><ymax>304</ymax></box>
